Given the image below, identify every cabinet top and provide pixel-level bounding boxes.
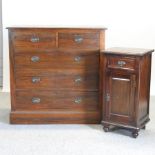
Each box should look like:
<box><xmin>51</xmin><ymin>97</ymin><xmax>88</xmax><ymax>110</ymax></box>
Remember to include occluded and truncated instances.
<box><xmin>102</xmin><ymin>47</ymin><xmax>154</xmax><ymax>56</ymax></box>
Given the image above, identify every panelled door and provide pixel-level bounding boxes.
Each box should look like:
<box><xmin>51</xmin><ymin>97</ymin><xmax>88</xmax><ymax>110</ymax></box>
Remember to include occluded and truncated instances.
<box><xmin>105</xmin><ymin>70</ymin><xmax>136</xmax><ymax>125</ymax></box>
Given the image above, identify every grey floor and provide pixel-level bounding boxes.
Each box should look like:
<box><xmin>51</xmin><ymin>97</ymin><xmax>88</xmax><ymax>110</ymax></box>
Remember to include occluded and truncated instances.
<box><xmin>0</xmin><ymin>92</ymin><xmax>10</xmax><ymax>123</ymax></box>
<box><xmin>0</xmin><ymin>92</ymin><xmax>155</xmax><ymax>155</ymax></box>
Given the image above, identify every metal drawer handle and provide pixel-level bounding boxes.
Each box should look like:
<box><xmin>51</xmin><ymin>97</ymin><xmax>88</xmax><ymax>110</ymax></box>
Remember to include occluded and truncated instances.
<box><xmin>32</xmin><ymin>77</ymin><xmax>40</xmax><ymax>83</ymax></box>
<box><xmin>117</xmin><ymin>60</ymin><xmax>126</xmax><ymax>67</ymax></box>
<box><xmin>32</xmin><ymin>97</ymin><xmax>41</xmax><ymax>104</ymax></box>
<box><xmin>75</xmin><ymin>76</ymin><xmax>82</xmax><ymax>83</ymax></box>
<box><xmin>74</xmin><ymin>56</ymin><xmax>81</xmax><ymax>62</ymax></box>
<box><xmin>31</xmin><ymin>56</ymin><xmax>40</xmax><ymax>62</ymax></box>
<box><xmin>74</xmin><ymin>97</ymin><xmax>82</xmax><ymax>104</ymax></box>
<box><xmin>30</xmin><ymin>36</ymin><xmax>40</xmax><ymax>42</ymax></box>
<box><xmin>74</xmin><ymin>35</ymin><xmax>83</xmax><ymax>43</ymax></box>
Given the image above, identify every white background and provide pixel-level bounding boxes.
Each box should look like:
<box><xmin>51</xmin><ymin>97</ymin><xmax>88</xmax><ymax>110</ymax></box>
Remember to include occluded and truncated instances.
<box><xmin>2</xmin><ymin>0</ymin><xmax>155</xmax><ymax>95</ymax></box>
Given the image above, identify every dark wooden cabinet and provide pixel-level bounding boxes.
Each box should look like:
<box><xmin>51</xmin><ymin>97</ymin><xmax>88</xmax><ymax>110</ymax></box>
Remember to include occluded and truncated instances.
<box><xmin>8</xmin><ymin>27</ymin><xmax>106</xmax><ymax>124</ymax></box>
<box><xmin>101</xmin><ymin>47</ymin><xmax>154</xmax><ymax>138</ymax></box>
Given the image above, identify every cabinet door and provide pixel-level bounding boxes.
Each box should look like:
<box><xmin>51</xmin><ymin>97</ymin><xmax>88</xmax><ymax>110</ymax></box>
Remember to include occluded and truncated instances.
<box><xmin>105</xmin><ymin>71</ymin><xmax>136</xmax><ymax>125</ymax></box>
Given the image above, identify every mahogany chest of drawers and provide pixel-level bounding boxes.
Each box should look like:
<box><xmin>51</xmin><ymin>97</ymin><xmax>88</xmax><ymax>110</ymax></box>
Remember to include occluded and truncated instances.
<box><xmin>101</xmin><ymin>47</ymin><xmax>154</xmax><ymax>137</ymax></box>
<box><xmin>8</xmin><ymin>27</ymin><xmax>106</xmax><ymax>124</ymax></box>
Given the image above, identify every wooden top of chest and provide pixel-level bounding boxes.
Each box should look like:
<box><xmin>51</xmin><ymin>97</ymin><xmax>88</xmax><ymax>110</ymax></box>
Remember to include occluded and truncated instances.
<box><xmin>7</xmin><ymin>27</ymin><xmax>107</xmax><ymax>31</ymax></box>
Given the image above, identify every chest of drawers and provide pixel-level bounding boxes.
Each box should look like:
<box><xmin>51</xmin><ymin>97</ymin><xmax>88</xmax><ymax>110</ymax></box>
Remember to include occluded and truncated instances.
<box><xmin>8</xmin><ymin>27</ymin><xmax>106</xmax><ymax>124</ymax></box>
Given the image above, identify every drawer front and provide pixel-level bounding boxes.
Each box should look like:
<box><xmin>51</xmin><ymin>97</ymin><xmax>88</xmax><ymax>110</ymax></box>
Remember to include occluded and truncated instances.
<box><xmin>15</xmin><ymin>91</ymin><xmax>99</xmax><ymax>111</ymax></box>
<box><xmin>107</xmin><ymin>56</ymin><xmax>136</xmax><ymax>70</ymax></box>
<box><xmin>15</xmin><ymin>72</ymin><xmax>99</xmax><ymax>91</ymax></box>
<box><xmin>11</xmin><ymin>29</ymin><xmax>56</xmax><ymax>50</ymax></box>
<box><xmin>15</xmin><ymin>68</ymin><xmax>98</xmax><ymax>77</ymax></box>
<box><xmin>14</xmin><ymin>51</ymin><xmax>99</xmax><ymax>69</ymax></box>
<box><xmin>58</xmin><ymin>33</ymin><xmax>99</xmax><ymax>49</ymax></box>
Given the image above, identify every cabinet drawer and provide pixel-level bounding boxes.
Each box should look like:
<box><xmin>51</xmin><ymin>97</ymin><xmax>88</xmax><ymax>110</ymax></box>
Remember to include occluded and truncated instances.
<box><xmin>58</xmin><ymin>33</ymin><xmax>99</xmax><ymax>49</ymax></box>
<box><xmin>11</xmin><ymin>29</ymin><xmax>56</xmax><ymax>50</ymax></box>
<box><xmin>15</xmin><ymin>91</ymin><xmax>99</xmax><ymax>111</ymax></box>
<box><xmin>15</xmin><ymin>73</ymin><xmax>99</xmax><ymax>91</ymax></box>
<box><xmin>107</xmin><ymin>56</ymin><xmax>136</xmax><ymax>70</ymax></box>
<box><xmin>14</xmin><ymin>51</ymin><xmax>99</xmax><ymax>69</ymax></box>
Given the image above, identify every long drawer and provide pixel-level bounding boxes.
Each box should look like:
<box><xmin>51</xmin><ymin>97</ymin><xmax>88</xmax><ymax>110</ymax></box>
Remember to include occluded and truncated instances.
<box><xmin>15</xmin><ymin>68</ymin><xmax>97</xmax><ymax>77</ymax></box>
<box><xmin>15</xmin><ymin>73</ymin><xmax>98</xmax><ymax>91</ymax></box>
<box><xmin>15</xmin><ymin>91</ymin><xmax>99</xmax><ymax>111</ymax></box>
<box><xmin>14</xmin><ymin>51</ymin><xmax>99</xmax><ymax>69</ymax></box>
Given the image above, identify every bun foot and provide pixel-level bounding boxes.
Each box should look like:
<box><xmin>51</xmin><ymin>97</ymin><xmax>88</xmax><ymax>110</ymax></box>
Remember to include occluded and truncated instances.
<box><xmin>103</xmin><ymin>127</ymin><xmax>109</xmax><ymax>132</ymax></box>
<box><xmin>132</xmin><ymin>130</ymin><xmax>139</xmax><ymax>138</ymax></box>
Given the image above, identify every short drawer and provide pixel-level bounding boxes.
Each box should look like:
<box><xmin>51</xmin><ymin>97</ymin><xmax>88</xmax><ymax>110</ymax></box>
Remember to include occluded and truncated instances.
<box><xmin>14</xmin><ymin>51</ymin><xmax>99</xmax><ymax>69</ymax></box>
<box><xmin>15</xmin><ymin>72</ymin><xmax>99</xmax><ymax>91</ymax></box>
<box><xmin>107</xmin><ymin>56</ymin><xmax>136</xmax><ymax>70</ymax></box>
<box><xmin>11</xmin><ymin>29</ymin><xmax>56</xmax><ymax>50</ymax></box>
<box><xmin>58</xmin><ymin>33</ymin><xmax>99</xmax><ymax>49</ymax></box>
<box><xmin>15</xmin><ymin>91</ymin><xmax>99</xmax><ymax>111</ymax></box>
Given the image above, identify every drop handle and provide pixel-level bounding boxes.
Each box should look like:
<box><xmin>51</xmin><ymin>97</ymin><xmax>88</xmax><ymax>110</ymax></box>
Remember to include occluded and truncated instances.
<box><xmin>74</xmin><ymin>56</ymin><xmax>81</xmax><ymax>62</ymax></box>
<box><xmin>31</xmin><ymin>56</ymin><xmax>40</xmax><ymax>62</ymax></box>
<box><xmin>74</xmin><ymin>97</ymin><xmax>82</xmax><ymax>104</ymax></box>
<box><xmin>30</xmin><ymin>36</ymin><xmax>40</xmax><ymax>42</ymax></box>
<box><xmin>75</xmin><ymin>76</ymin><xmax>82</xmax><ymax>83</ymax></box>
<box><xmin>74</xmin><ymin>35</ymin><xmax>83</xmax><ymax>43</ymax></box>
<box><xmin>117</xmin><ymin>60</ymin><xmax>126</xmax><ymax>67</ymax></box>
<box><xmin>32</xmin><ymin>77</ymin><xmax>40</xmax><ymax>83</ymax></box>
<box><xmin>32</xmin><ymin>97</ymin><xmax>41</xmax><ymax>104</ymax></box>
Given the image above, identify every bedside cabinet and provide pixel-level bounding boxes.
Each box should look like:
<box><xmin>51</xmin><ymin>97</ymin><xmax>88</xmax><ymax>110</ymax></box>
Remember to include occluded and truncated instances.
<box><xmin>101</xmin><ymin>47</ymin><xmax>154</xmax><ymax>138</ymax></box>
